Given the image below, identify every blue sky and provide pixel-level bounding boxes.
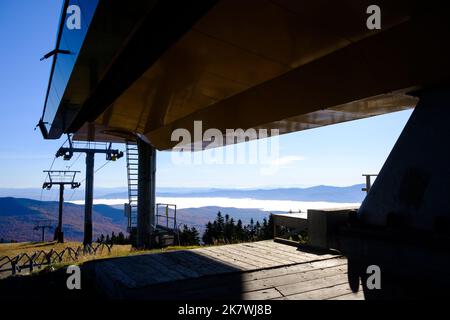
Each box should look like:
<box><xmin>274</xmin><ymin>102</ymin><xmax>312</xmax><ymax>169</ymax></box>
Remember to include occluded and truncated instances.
<box><xmin>0</xmin><ymin>0</ymin><xmax>413</xmax><ymax>191</ymax></box>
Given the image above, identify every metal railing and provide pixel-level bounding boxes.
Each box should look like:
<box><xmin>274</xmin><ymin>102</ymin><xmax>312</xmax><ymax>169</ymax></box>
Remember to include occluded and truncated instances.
<box><xmin>156</xmin><ymin>203</ymin><xmax>177</xmax><ymax>230</ymax></box>
<box><xmin>0</xmin><ymin>243</ymin><xmax>113</xmax><ymax>277</ymax></box>
<box><xmin>362</xmin><ymin>174</ymin><xmax>378</xmax><ymax>194</ymax></box>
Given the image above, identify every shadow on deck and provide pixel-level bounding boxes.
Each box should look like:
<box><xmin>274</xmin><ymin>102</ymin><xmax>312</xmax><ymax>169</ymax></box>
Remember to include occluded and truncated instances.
<box><xmin>0</xmin><ymin>241</ymin><xmax>363</xmax><ymax>300</ymax></box>
<box><xmin>91</xmin><ymin>240</ymin><xmax>361</xmax><ymax>300</ymax></box>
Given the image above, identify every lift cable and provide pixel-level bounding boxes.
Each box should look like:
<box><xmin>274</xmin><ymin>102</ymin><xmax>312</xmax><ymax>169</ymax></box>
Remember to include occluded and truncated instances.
<box><xmin>67</xmin><ymin>159</ymin><xmax>112</xmax><ymax>202</ymax></box>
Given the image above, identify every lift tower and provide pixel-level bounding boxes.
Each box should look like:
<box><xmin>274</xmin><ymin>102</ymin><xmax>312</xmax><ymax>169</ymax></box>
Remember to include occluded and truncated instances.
<box><xmin>33</xmin><ymin>220</ymin><xmax>53</xmax><ymax>242</ymax></box>
<box><xmin>42</xmin><ymin>170</ymin><xmax>81</xmax><ymax>243</ymax></box>
<box><xmin>56</xmin><ymin>137</ymin><xmax>123</xmax><ymax>245</ymax></box>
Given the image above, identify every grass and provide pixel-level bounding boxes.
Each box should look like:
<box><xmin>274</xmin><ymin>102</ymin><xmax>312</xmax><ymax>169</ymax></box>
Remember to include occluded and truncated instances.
<box><xmin>0</xmin><ymin>241</ymin><xmax>202</xmax><ymax>275</ymax></box>
<box><xmin>0</xmin><ymin>241</ymin><xmax>128</xmax><ymax>258</ymax></box>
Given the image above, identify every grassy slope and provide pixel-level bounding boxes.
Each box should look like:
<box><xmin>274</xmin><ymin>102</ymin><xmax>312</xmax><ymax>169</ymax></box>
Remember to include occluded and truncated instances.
<box><xmin>0</xmin><ymin>241</ymin><xmax>202</xmax><ymax>268</ymax></box>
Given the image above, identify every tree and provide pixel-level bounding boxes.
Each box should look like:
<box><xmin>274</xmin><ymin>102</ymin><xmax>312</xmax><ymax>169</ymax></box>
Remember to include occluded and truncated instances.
<box><xmin>214</xmin><ymin>211</ymin><xmax>225</xmax><ymax>241</ymax></box>
<box><xmin>224</xmin><ymin>215</ymin><xmax>235</xmax><ymax>243</ymax></box>
<box><xmin>190</xmin><ymin>227</ymin><xmax>200</xmax><ymax>246</ymax></box>
<box><xmin>117</xmin><ymin>232</ymin><xmax>125</xmax><ymax>244</ymax></box>
<box><xmin>202</xmin><ymin>222</ymin><xmax>214</xmax><ymax>244</ymax></box>
<box><xmin>179</xmin><ymin>225</ymin><xmax>201</xmax><ymax>246</ymax></box>
<box><xmin>235</xmin><ymin>219</ymin><xmax>246</xmax><ymax>242</ymax></box>
<box><xmin>202</xmin><ymin>212</ymin><xmax>275</xmax><ymax>244</ymax></box>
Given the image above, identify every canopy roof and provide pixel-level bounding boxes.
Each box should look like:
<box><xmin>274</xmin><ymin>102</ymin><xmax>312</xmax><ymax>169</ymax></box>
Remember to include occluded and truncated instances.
<box><xmin>40</xmin><ymin>0</ymin><xmax>450</xmax><ymax>150</ymax></box>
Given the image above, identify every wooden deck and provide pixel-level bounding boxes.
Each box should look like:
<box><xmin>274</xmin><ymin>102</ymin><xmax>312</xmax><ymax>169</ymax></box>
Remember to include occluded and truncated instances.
<box><xmin>93</xmin><ymin>240</ymin><xmax>364</xmax><ymax>300</ymax></box>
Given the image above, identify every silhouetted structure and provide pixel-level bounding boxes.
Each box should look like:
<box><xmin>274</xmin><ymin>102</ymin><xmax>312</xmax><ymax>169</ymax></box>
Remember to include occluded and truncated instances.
<box><xmin>33</xmin><ymin>220</ymin><xmax>53</xmax><ymax>242</ymax></box>
<box><xmin>37</xmin><ymin>1</ymin><xmax>450</xmax><ymax>298</ymax></box>
<box><xmin>42</xmin><ymin>170</ymin><xmax>81</xmax><ymax>243</ymax></box>
<box><xmin>55</xmin><ymin>139</ymin><xmax>122</xmax><ymax>245</ymax></box>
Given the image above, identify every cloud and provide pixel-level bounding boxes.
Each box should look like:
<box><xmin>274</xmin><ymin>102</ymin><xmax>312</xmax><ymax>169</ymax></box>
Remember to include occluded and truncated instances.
<box><xmin>269</xmin><ymin>155</ymin><xmax>305</xmax><ymax>167</ymax></box>
<box><xmin>260</xmin><ymin>155</ymin><xmax>305</xmax><ymax>176</ymax></box>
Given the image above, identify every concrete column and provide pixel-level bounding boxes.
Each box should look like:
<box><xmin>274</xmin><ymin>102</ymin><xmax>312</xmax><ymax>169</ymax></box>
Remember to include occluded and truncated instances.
<box><xmin>358</xmin><ymin>87</ymin><xmax>450</xmax><ymax>229</ymax></box>
<box><xmin>137</xmin><ymin>138</ymin><xmax>156</xmax><ymax>249</ymax></box>
<box><xmin>84</xmin><ymin>152</ymin><xmax>94</xmax><ymax>245</ymax></box>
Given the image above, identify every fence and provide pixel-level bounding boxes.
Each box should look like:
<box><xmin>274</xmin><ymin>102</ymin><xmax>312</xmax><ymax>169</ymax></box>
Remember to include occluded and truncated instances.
<box><xmin>0</xmin><ymin>243</ymin><xmax>113</xmax><ymax>277</ymax></box>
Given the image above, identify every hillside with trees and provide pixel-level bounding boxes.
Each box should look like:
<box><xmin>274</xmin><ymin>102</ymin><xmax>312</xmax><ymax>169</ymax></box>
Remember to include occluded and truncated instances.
<box><xmin>97</xmin><ymin>211</ymin><xmax>274</xmax><ymax>246</ymax></box>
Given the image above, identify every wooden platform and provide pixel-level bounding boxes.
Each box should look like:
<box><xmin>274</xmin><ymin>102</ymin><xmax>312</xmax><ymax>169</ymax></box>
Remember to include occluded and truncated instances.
<box><xmin>93</xmin><ymin>240</ymin><xmax>364</xmax><ymax>300</ymax></box>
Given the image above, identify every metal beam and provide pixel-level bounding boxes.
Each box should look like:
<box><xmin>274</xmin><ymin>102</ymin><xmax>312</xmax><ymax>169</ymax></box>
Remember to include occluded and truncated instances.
<box><xmin>42</xmin><ymin>170</ymin><xmax>80</xmax><ymax>243</ymax></box>
<box><xmin>55</xmin><ymin>139</ymin><xmax>123</xmax><ymax>245</ymax></box>
<box><xmin>84</xmin><ymin>152</ymin><xmax>94</xmax><ymax>245</ymax></box>
<box><xmin>56</xmin><ymin>184</ymin><xmax>64</xmax><ymax>243</ymax></box>
<box><xmin>136</xmin><ymin>138</ymin><xmax>156</xmax><ymax>249</ymax></box>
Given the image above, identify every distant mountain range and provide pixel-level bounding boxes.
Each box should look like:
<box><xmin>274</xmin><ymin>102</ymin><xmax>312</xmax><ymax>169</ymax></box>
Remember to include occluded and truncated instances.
<box><xmin>0</xmin><ymin>198</ymin><xmax>270</xmax><ymax>242</ymax></box>
<box><xmin>156</xmin><ymin>184</ymin><xmax>365</xmax><ymax>203</ymax></box>
<box><xmin>0</xmin><ymin>184</ymin><xmax>366</xmax><ymax>242</ymax></box>
<box><xmin>0</xmin><ymin>198</ymin><xmax>126</xmax><ymax>242</ymax></box>
<box><xmin>0</xmin><ymin>184</ymin><xmax>366</xmax><ymax>203</ymax></box>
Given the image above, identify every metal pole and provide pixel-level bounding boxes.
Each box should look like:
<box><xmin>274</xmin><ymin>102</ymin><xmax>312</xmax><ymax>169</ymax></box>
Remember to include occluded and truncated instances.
<box><xmin>84</xmin><ymin>152</ymin><xmax>94</xmax><ymax>245</ymax></box>
<box><xmin>41</xmin><ymin>227</ymin><xmax>45</xmax><ymax>242</ymax></box>
<box><xmin>365</xmin><ymin>175</ymin><xmax>371</xmax><ymax>194</ymax></box>
<box><xmin>56</xmin><ymin>184</ymin><xmax>64</xmax><ymax>243</ymax></box>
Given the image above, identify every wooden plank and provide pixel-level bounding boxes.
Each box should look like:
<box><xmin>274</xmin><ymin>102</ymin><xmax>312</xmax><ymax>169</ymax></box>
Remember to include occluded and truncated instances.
<box><xmin>250</xmin><ymin>241</ymin><xmax>321</xmax><ymax>262</ymax></box>
<box><xmin>209</xmin><ymin>246</ymin><xmax>278</xmax><ymax>268</ymax></box>
<box><xmin>329</xmin><ymin>291</ymin><xmax>365</xmax><ymax>300</ymax></box>
<box><xmin>242</xmin><ymin>288</ymin><xmax>283</xmax><ymax>300</ymax></box>
<box><xmin>255</xmin><ymin>241</ymin><xmax>337</xmax><ymax>260</ymax></box>
<box><xmin>242</xmin><ymin>265</ymin><xmax>347</xmax><ymax>292</ymax></box>
<box><xmin>140</xmin><ymin>254</ymin><xmax>191</xmax><ymax>282</ymax></box>
<box><xmin>235</xmin><ymin>243</ymin><xmax>307</xmax><ymax>264</ymax></box>
<box><xmin>232</xmin><ymin>243</ymin><xmax>295</xmax><ymax>264</ymax></box>
<box><xmin>205</xmin><ymin>246</ymin><xmax>271</xmax><ymax>268</ymax></box>
<box><xmin>93</xmin><ymin>242</ymin><xmax>352</xmax><ymax>300</ymax></box>
<box><xmin>157</xmin><ymin>251</ymin><xmax>218</xmax><ymax>278</ymax></box>
<box><xmin>193</xmin><ymin>250</ymin><xmax>243</xmax><ymax>270</ymax></box>
<box><xmin>241</xmin><ymin>257</ymin><xmax>346</xmax><ymax>282</ymax></box>
<box><xmin>174</xmin><ymin>250</ymin><xmax>239</xmax><ymax>274</ymax></box>
<box><xmin>277</xmin><ymin>273</ymin><xmax>349</xmax><ymax>296</ymax></box>
<box><xmin>196</xmin><ymin>248</ymin><xmax>256</xmax><ymax>270</ymax></box>
<box><xmin>118</xmin><ymin>255</ymin><xmax>181</xmax><ymax>286</ymax></box>
<box><xmin>284</xmin><ymin>283</ymin><xmax>354</xmax><ymax>300</ymax></box>
<box><xmin>137</xmin><ymin>272</ymin><xmax>245</xmax><ymax>300</ymax></box>
<box><xmin>147</xmin><ymin>259</ymin><xmax>347</xmax><ymax>300</ymax></box>
<box><xmin>251</xmin><ymin>241</ymin><xmax>307</xmax><ymax>255</ymax></box>
<box><xmin>149</xmin><ymin>252</ymin><xmax>204</xmax><ymax>278</ymax></box>
<box><xmin>206</xmin><ymin>245</ymin><xmax>276</xmax><ymax>266</ymax></box>
<box><xmin>95</xmin><ymin>260</ymin><xmax>138</xmax><ymax>289</ymax></box>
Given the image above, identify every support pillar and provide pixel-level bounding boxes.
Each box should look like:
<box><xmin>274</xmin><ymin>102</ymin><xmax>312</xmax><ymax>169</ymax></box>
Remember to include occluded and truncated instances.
<box><xmin>137</xmin><ymin>138</ymin><xmax>156</xmax><ymax>249</ymax></box>
<box><xmin>55</xmin><ymin>184</ymin><xmax>64</xmax><ymax>243</ymax></box>
<box><xmin>340</xmin><ymin>86</ymin><xmax>450</xmax><ymax>299</ymax></box>
<box><xmin>84</xmin><ymin>152</ymin><xmax>94</xmax><ymax>245</ymax></box>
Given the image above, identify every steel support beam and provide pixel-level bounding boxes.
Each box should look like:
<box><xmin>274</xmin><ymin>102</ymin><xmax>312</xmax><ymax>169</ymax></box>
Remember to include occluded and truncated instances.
<box><xmin>84</xmin><ymin>152</ymin><xmax>95</xmax><ymax>245</ymax></box>
<box><xmin>55</xmin><ymin>184</ymin><xmax>64</xmax><ymax>243</ymax></box>
<box><xmin>137</xmin><ymin>138</ymin><xmax>156</xmax><ymax>249</ymax></box>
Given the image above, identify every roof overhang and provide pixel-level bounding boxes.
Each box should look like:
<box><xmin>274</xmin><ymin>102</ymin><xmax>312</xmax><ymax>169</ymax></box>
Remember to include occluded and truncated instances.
<box><xmin>40</xmin><ymin>1</ymin><xmax>450</xmax><ymax>150</ymax></box>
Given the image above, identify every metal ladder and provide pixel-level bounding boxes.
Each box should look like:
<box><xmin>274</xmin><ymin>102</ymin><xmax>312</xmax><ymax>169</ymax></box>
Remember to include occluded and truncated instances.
<box><xmin>126</xmin><ymin>141</ymin><xmax>139</xmax><ymax>232</ymax></box>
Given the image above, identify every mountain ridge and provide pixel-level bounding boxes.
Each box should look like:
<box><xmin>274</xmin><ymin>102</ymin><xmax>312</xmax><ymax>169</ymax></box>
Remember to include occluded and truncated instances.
<box><xmin>0</xmin><ymin>184</ymin><xmax>365</xmax><ymax>203</ymax></box>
